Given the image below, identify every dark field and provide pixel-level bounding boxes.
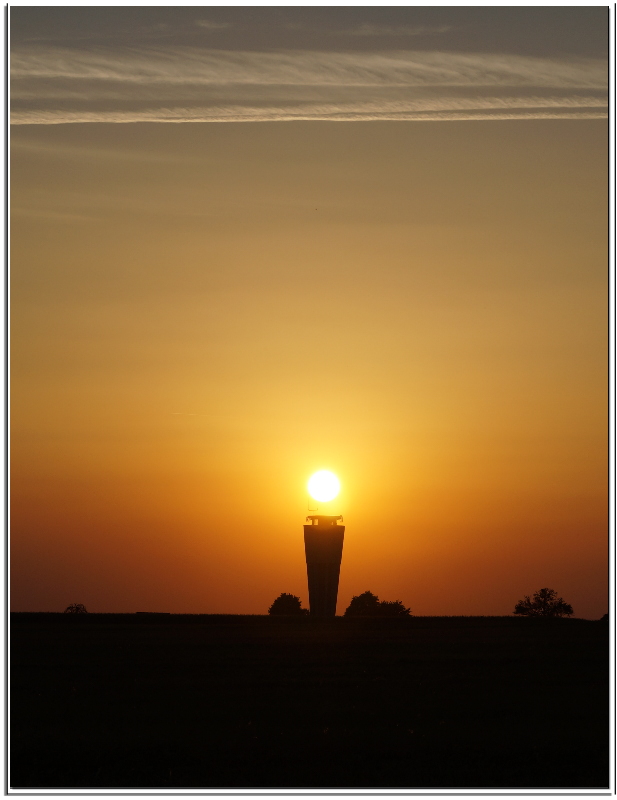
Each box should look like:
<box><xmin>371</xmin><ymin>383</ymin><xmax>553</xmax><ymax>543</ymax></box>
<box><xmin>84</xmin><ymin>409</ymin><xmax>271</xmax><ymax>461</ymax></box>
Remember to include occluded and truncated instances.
<box><xmin>11</xmin><ymin>613</ymin><xmax>608</xmax><ymax>789</ymax></box>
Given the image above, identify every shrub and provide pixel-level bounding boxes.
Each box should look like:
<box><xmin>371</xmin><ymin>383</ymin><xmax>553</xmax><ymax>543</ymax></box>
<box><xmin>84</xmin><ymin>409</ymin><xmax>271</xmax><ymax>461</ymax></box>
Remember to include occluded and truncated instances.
<box><xmin>64</xmin><ymin>603</ymin><xmax>88</xmax><ymax>614</ymax></box>
<box><xmin>268</xmin><ymin>593</ymin><xmax>309</xmax><ymax>615</ymax></box>
<box><xmin>378</xmin><ymin>600</ymin><xmax>411</xmax><ymax>617</ymax></box>
<box><xmin>344</xmin><ymin>591</ymin><xmax>411</xmax><ymax>617</ymax></box>
<box><xmin>344</xmin><ymin>591</ymin><xmax>381</xmax><ymax>616</ymax></box>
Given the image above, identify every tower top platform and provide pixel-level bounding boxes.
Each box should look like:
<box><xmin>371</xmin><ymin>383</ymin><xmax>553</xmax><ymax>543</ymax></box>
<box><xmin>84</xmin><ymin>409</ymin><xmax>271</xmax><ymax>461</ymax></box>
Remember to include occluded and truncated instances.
<box><xmin>305</xmin><ymin>515</ymin><xmax>343</xmax><ymax>526</ymax></box>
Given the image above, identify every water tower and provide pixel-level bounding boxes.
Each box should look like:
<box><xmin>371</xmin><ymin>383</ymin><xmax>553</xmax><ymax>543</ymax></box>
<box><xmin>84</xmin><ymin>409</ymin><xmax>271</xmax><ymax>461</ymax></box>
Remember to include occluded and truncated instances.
<box><xmin>303</xmin><ymin>514</ymin><xmax>345</xmax><ymax>617</ymax></box>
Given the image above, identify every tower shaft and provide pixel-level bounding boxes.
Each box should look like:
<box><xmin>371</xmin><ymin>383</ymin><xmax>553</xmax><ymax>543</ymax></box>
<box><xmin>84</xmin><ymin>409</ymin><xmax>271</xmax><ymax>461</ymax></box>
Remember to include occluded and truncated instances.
<box><xmin>303</xmin><ymin>515</ymin><xmax>345</xmax><ymax>617</ymax></box>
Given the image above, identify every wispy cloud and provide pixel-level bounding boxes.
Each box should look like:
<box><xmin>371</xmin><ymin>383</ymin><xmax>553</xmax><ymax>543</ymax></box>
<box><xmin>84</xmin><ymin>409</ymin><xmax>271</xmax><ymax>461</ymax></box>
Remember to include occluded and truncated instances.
<box><xmin>11</xmin><ymin>46</ymin><xmax>607</xmax><ymax>124</ymax></box>
<box><xmin>195</xmin><ymin>20</ymin><xmax>231</xmax><ymax>31</ymax></box>
<box><xmin>11</xmin><ymin>96</ymin><xmax>607</xmax><ymax>126</ymax></box>
<box><xmin>11</xmin><ymin>47</ymin><xmax>607</xmax><ymax>87</ymax></box>
<box><xmin>341</xmin><ymin>24</ymin><xmax>453</xmax><ymax>37</ymax></box>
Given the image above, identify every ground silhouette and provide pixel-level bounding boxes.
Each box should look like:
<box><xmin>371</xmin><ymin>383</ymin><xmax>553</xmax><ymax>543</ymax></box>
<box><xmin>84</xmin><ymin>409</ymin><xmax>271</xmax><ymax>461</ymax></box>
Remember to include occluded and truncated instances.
<box><xmin>10</xmin><ymin>613</ymin><xmax>607</xmax><ymax>789</ymax></box>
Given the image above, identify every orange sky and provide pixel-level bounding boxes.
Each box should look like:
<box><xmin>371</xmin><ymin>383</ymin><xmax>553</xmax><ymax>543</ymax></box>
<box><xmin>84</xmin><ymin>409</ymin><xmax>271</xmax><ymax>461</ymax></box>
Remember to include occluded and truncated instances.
<box><xmin>10</xmin><ymin>8</ymin><xmax>608</xmax><ymax>618</ymax></box>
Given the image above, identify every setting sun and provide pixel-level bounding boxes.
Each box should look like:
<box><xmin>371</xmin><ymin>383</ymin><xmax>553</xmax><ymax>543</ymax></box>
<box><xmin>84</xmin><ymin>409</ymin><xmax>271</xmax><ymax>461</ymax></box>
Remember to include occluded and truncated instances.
<box><xmin>307</xmin><ymin>471</ymin><xmax>341</xmax><ymax>503</ymax></box>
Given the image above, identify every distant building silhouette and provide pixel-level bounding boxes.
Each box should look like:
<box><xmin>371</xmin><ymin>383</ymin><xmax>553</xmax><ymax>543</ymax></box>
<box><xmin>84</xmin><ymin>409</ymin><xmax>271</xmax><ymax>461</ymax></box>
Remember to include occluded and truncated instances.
<box><xmin>303</xmin><ymin>515</ymin><xmax>345</xmax><ymax>617</ymax></box>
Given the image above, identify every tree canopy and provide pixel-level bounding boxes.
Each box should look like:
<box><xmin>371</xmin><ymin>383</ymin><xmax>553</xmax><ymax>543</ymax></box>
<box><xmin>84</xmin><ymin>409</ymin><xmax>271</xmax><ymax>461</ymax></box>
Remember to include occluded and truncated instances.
<box><xmin>268</xmin><ymin>593</ymin><xmax>309</xmax><ymax>616</ymax></box>
<box><xmin>513</xmin><ymin>588</ymin><xmax>573</xmax><ymax>617</ymax></box>
<box><xmin>344</xmin><ymin>591</ymin><xmax>411</xmax><ymax>617</ymax></box>
<box><xmin>377</xmin><ymin>600</ymin><xmax>412</xmax><ymax>617</ymax></box>
<box><xmin>64</xmin><ymin>603</ymin><xmax>88</xmax><ymax>614</ymax></box>
<box><xmin>344</xmin><ymin>591</ymin><xmax>381</xmax><ymax>616</ymax></box>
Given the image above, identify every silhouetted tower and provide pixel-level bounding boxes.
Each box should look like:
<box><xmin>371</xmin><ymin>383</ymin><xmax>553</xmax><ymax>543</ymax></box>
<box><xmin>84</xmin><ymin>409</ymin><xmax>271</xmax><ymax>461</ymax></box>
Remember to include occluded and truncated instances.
<box><xmin>303</xmin><ymin>515</ymin><xmax>345</xmax><ymax>617</ymax></box>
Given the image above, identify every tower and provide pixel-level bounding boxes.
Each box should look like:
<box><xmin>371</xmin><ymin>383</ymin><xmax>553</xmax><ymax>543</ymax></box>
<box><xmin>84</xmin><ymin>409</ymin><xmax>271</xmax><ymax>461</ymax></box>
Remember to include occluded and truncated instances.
<box><xmin>303</xmin><ymin>515</ymin><xmax>345</xmax><ymax>617</ymax></box>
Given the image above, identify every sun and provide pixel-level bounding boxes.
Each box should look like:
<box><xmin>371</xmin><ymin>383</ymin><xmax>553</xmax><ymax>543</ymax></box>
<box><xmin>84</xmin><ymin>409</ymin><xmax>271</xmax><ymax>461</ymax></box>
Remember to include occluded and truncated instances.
<box><xmin>307</xmin><ymin>470</ymin><xmax>340</xmax><ymax>502</ymax></box>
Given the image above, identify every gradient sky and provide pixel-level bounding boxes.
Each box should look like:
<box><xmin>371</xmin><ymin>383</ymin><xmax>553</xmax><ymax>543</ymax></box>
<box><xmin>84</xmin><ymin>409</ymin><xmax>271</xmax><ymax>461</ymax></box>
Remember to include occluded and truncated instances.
<box><xmin>10</xmin><ymin>6</ymin><xmax>608</xmax><ymax>617</ymax></box>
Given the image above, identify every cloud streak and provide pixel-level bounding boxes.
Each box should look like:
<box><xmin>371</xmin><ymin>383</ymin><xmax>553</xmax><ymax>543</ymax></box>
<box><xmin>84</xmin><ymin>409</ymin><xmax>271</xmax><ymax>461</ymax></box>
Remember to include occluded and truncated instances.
<box><xmin>340</xmin><ymin>24</ymin><xmax>453</xmax><ymax>37</ymax></box>
<box><xmin>11</xmin><ymin>97</ymin><xmax>607</xmax><ymax>126</ymax></box>
<box><xmin>194</xmin><ymin>20</ymin><xmax>232</xmax><ymax>31</ymax></box>
<box><xmin>11</xmin><ymin>46</ymin><xmax>607</xmax><ymax>124</ymax></box>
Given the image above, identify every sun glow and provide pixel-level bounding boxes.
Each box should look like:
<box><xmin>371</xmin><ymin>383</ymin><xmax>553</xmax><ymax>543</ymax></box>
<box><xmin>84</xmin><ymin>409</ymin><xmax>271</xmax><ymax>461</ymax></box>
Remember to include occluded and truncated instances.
<box><xmin>307</xmin><ymin>470</ymin><xmax>340</xmax><ymax>502</ymax></box>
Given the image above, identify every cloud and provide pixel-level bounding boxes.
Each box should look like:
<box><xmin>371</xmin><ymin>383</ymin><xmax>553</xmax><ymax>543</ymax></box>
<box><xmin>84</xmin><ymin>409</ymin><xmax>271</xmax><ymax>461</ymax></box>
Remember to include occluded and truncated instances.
<box><xmin>11</xmin><ymin>100</ymin><xmax>607</xmax><ymax>126</ymax></box>
<box><xmin>11</xmin><ymin>47</ymin><xmax>607</xmax><ymax>87</ymax></box>
<box><xmin>341</xmin><ymin>24</ymin><xmax>453</xmax><ymax>37</ymax></box>
<box><xmin>10</xmin><ymin>46</ymin><xmax>607</xmax><ymax>124</ymax></box>
<box><xmin>195</xmin><ymin>20</ymin><xmax>231</xmax><ymax>31</ymax></box>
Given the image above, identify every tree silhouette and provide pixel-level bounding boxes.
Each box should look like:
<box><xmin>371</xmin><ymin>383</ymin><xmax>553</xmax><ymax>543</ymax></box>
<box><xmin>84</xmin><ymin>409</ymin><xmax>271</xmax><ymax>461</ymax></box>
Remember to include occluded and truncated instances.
<box><xmin>64</xmin><ymin>603</ymin><xmax>88</xmax><ymax>614</ymax></box>
<box><xmin>513</xmin><ymin>588</ymin><xmax>573</xmax><ymax>617</ymax></box>
<box><xmin>268</xmin><ymin>593</ymin><xmax>309</xmax><ymax>615</ymax></box>
<box><xmin>378</xmin><ymin>599</ymin><xmax>411</xmax><ymax>617</ymax></box>
<box><xmin>344</xmin><ymin>592</ymin><xmax>412</xmax><ymax>617</ymax></box>
<box><xmin>344</xmin><ymin>590</ymin><xmax>381</xmax><ymax>616</ymax></box>
<box><xmin>343</xmin><ymin>592</ymin><xmax>411</xmax><ymax>617</ymax></box>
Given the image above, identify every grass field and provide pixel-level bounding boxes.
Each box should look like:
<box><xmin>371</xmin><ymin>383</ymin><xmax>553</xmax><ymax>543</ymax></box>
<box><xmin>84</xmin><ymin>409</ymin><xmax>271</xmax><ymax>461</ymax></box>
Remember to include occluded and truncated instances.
<box><xmin>10</xmin><ymin>613</ymin><xmax>609</xmax><ymax>789</ymax></box>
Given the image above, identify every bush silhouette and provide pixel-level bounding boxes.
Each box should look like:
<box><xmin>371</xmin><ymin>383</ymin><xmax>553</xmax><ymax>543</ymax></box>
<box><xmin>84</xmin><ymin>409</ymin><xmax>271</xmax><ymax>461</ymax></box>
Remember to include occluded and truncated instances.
<box><xmin>268</xmin><ymin>593</ymin><xmax>309</xmax><ymax>615</ymax></box>
<box><xmin>344</xmin><ymin>591</ymin><xmax>381</xmax><ymax>616</ymax></box>
<box><xmin>513</xmin><ymin>588</ymin><xmax>573</xmax><ymax>617</ymax></box>
<box><xmin>378</xmin><ymin>600</ymin><xmax>411</xmax><ymax>617</ymax></box>
<box><xmin>64</xmin><ymin>603</ymin><xmax>88</xmax><ymax>614</ymax></box>
<box><xmin>344</xmin><ymin>591</ymin><xmax>411</xmax><ymax>617</ymax></box>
